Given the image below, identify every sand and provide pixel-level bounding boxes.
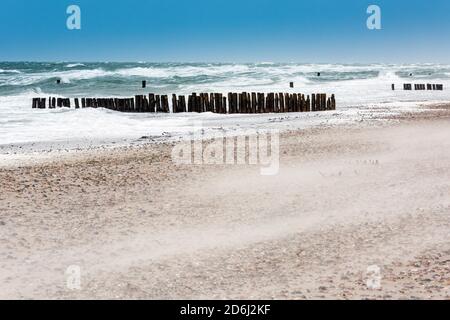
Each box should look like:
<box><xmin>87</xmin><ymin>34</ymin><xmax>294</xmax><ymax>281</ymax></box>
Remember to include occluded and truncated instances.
<box><xmin>0</xmin><ymin>105</ymin><xmax>449</xmax><ymax>300</ymax></box>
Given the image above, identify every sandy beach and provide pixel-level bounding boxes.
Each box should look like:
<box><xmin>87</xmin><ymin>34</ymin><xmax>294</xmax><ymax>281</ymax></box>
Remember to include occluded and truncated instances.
<box><xmin>0</xmin><ymin>104</ymin><xmax>449</xmax><ymax>300</ymax></box>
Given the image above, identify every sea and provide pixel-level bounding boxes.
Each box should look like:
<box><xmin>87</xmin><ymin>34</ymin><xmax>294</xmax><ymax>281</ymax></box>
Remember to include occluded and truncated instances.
<box><xmin>0</xmin><ymin>62</ymin><xmax>449</xmax><ymax>149</ymax></box>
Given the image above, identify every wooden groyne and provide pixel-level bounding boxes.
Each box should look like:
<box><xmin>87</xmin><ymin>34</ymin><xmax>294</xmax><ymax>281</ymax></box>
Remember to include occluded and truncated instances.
<box><xmin>32</xmin><ymin>92</ymin><xmax>337</xmax><ymax>114</ymax></box>
<box><xmin>393</xmin><ymin>83</ymin><xmax>444</xmax><ymax>91</ymax></box>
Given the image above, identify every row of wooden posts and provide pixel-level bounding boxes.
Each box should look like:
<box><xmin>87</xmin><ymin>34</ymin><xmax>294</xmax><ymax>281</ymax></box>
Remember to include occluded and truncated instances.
<box><xmin>392</xmin><ymin>83</ymin><xmax>444</xmax><ymax>91</ymax></box>
<box><xmin>32</xmin><ymin>92</ymin><xmax>336</xmax><ymax>113</ymax></box>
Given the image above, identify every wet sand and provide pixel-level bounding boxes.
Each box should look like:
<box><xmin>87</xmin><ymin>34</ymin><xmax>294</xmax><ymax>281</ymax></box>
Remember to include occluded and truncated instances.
<box><xmin>0</xmin><ymin>105</ymin><xmax>449</xmax><ymax>299</ymax></box>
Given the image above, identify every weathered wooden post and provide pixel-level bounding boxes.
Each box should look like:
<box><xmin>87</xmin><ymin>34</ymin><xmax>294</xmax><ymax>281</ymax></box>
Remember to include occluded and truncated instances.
<box><xmin>172</xmin><ymin>94</ymin><xmax>178</xmax><ymax>113</ymax></box>
<box><xmin>148</xmin><ymin>94</ymin><xmax>154</xmax><ymax>112</ymax></box>
<box><xmin>311</xmin><ymin>94</ymin><xmax>316</xmax><ymax>112</ymax></box>
<box><xmin>40</xmin><ymin>98</ymin><xmax>46</xmax><ymax>109</ymax></box>
<box><xmin>179</xmin><ymin>95</ymin><xmax>186</xmax><ymax>112</ymax></box>
<box><xmin>222</xmin><ymin>96</ymin><xmax>227</xmax><ymax>114</ymax></box>
<box><xmin>215</xmin><ymin>93</ymin><xmax>222</xmax><ymax>114</ymax></box>
<box><xmin>163</xmin><ymin>95</ymin><xmax>170</xmax><ymax>113</ymax></box>
<box><xmin>290</xmin><ymin>82</ymin><xmax>294</xmax><ymax>88</ymax></box>
<box><xmin>227</xmin><ymin>93</ymin><xmax>233</xmax><ymax>114</ymax></box>
<box><xmin>206</xmin><ymin>93</ymin><xmax>211</xmax><ymax>112</ymax></box>
<box><xmin>142</xmin><ymin>80</ymin><xmax>147</xmax><ymax>88</ymax></box>
<box><xmin>75</xmin><ymin>98</ymin><xmax>80</xmax><ymax>109</ymax></box>
<box><xmin>155</xmin><ymin>95</ymin><xmax>161</xmax><ymax>112</ymax></box>
<box><xmin>135</xmin><ymin>95</ymin><xmax>141</xmax><ymax>112</ymax></box>
<box><xmin>392</xmin><ymin>84</ymin><xmax>395</xmax><ymax>90</ymax></box>
<box><xmin>292</xmin><ymin>93</ymin><xmax>298</xmax><ymax>112</ymax></box>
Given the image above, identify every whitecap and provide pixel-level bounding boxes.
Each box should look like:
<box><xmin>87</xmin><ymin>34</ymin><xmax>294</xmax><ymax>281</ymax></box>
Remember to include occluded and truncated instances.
<box><xmin>66</xmin><ymin>63</ymin><xmax>86</xmax><ymax>68</ymax></box>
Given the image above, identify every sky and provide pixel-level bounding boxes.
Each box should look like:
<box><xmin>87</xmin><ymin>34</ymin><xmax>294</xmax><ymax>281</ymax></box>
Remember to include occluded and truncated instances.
<box><xmin>0</xmin><ymin>0</ymin><xmax>449</xmax><ymax>63</ymax></box>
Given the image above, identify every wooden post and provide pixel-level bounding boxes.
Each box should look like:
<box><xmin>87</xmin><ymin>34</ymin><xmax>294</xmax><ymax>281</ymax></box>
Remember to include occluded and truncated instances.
<box><xmin>195</xmin><ymin>95</ymin><xmax>201</xmax><ymax>113</ymax></box>
<box><xmin>222</xmin><ymin>96</ymin><xmax>227</xmax><ymax>114</ymax></box>
<box><xmin>155</xmin><ymin>95</ymin><xmax>161</xmax><ymax>112</ymax></box>
<box><xmin>227</xmin><ymin>93</ymin><xmax>233</xmax><ymax>114</ymax></box>
<box><xmin>179</xmin><ymin>95</ymin><xmax>186</xmax><ymax>112</ymax></box>
<box><xmin>205</xmin><ymin>93</ymin><xmax>211</xmax><ymax>112</ymax></box>
<box><xmin>142</xmin><ymin>80</ymin><xmax>146</xmax><ymax>88</ymax></box>
<box><xmin>311</xmin><ymin>94</ymin><xmax>316</xmax><ymax>112</ymax></box>
<box><xmin>392</xmin><ymin>84</ymin><xmax>395</xmax><ymax>90</ymax></box>
<box><xmin>250</xmin><ymin>92</ymin><xmax>256</xmax><ymax>114</ymax></box>
<box><xmin>172</xmin><ymin>94</ymin><xmax>178</xmax><ymax>113</ymax></box>
<box><xmin>214</xmin><ymin>93</ymin><xmax>221</xmax><ymax>114</ymax></box>
<box><xmin>143</xmin><ymin>96</ymin><xmax>149</xmax><ymax>112</ymax></box>
<box><xmin>162</xmin><ymin>95</ymin><xmax>170</xmax><ymax>113</ymax></box>
<box><xmin>292</xmin><ymin>93</ymin><xmax>298</xmax><ymax>112</ymax></box>
<box><xmin>290</xmin><ymin>82</ymin><xmax>294</xmax><ymax>88</ymax></box>
<box><xmin>75</xmin><ymin>98</ymin><xmax>80</xmax><ymax>109</ymax></box>
<box><xmin>135</xmin><ymin>95</ymin><xmax>141</xmax><ymax>112</ymax></box>
<box><xmin>148</xmin><ymin>94</ymin><xmax>155</xmax><ymax>112</ymax></box>
<box><xmin>301</xmin><ymin>94</ymin><xmax>306</xmax><ymax>112</ymax></box>
<box><xmin>260</xmin><ymin>93</ymin><xmax>266</xmax><ymax>113</ymax></box>
<box><xmin>279</xmin><ymin>92</ymin><xmax>284</xmax><ymax>113</ymax></box>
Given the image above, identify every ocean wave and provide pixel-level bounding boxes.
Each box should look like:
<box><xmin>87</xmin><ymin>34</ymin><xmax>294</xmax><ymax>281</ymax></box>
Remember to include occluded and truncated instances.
<box><xmin>66</xmin><ymin>63</ymin><xmax>86</xmax><ymax>68</ymax></box>
<box><xmin>0</xmin><ymin>69</ymin><xmax>22</xmax><ymax>74</ymax></box>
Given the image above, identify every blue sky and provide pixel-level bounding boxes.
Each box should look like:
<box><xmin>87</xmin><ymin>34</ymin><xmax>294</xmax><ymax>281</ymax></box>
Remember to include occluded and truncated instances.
<box><xmin>0</xmin><ymin>0</ymin><xmax>449</xmax><ymax>62</ymax></box>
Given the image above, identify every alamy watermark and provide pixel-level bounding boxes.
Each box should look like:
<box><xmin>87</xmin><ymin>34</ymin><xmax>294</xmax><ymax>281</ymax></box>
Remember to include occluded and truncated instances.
<box><xmin>65</xmin><ymin>265</ymin><xmax>82</xmax><ymax>290</ymax></box>
<box><xmin>171</xmin><ymin>122</ymin><xmax>280</xmax><ymax>176</ymax></box>
<box><xmin>367</xmin><ymin>5</ymin><xmax>382</xmax><ymax>30</ymax></box>
<box><xmin>365</xmin><ymin>265</ymin><xmax>382</xmax><ymax>289</ymax></box>
<box><xmin>67</xmin><ymin>5</ymin><xmax>81</xmax><ymax>30</ymax></box>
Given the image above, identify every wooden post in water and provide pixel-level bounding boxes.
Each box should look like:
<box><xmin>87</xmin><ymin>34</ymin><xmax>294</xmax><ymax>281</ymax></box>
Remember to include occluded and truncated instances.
<box><xmin>292</xmin><ymin>93</ymin><xmax>298</xmax><ymax>112</ymax></box>
<box><xmin>40</xmin><ymin>98</ymin><xmax>46</xmax><ymax>109</ymax></box>
<box><xmin>154</xmin><ymin>95</ymin><xmax>161</xmax><ymax>112</ymax></box>
<box><xmin>195</xmin><ymin>94</ymin><xmax>202</xmax><ymax>113</ymax></box>
<box><xmin>75</xmin><ymin>98</ymin><xmax>80</xmax><ymax>109</ymax></box>
<box><xmin>135</xmin><ymin>95</ymin><xmax>141</xmax><ymax>112</ymax></box>
<box><xmin>179</xmin><ymin>95</ymin><xmax>186</xmax><ymax>112</ymax></box>
<box><xmin>305</xmin><ymin>95</ymin><xmax>310</xmax><ymax>112</ymax></box>
<box><xmin>148</xmin><ymin>94</ymin><xmax>155</xmax><ymax>112</ymax></box>
<box><xmin>222</xmin><ymin>96</ymin><xmax>227</xmax><ymax>114</ymax></box>
<box><xmin>172</xmin><ymin>94</ymin><xmax>178</xmax><ymax>113</ymax></box>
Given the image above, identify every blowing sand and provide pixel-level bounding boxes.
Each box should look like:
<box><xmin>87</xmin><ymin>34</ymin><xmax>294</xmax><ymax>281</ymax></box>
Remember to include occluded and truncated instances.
<box><xmin>0</xmin><ymin>105</ymin><xmax>449</xmax><ymax>300</ymax></box>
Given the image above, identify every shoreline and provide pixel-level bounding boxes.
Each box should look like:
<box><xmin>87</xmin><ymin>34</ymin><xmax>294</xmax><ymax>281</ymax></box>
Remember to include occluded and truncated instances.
<box><xmin>0</xmin><ymin>101</ymin><xmax>448</xmax><ymax>168</ymax></box>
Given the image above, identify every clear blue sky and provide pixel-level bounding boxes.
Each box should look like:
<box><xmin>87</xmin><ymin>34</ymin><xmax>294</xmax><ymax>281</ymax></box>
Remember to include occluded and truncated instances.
<box><xmin>1</xmin><ymin>0</ymin><xmax>449</xmax><ymax>63</ymax></box>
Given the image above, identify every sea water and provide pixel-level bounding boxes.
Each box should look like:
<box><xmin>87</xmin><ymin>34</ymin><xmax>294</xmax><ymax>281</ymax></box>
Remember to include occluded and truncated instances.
<box><xmin>1</xmin><ymin>62</ymin><xmax>449</xmax><ymax>148</ymax></box>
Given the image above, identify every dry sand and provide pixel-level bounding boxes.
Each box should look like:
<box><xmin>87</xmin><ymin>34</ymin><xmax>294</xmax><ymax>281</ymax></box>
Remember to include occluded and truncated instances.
<box><xmin>0</xmin><ymin>105</ymin><xmax>449</xmax><ymax>300</ymax></box>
